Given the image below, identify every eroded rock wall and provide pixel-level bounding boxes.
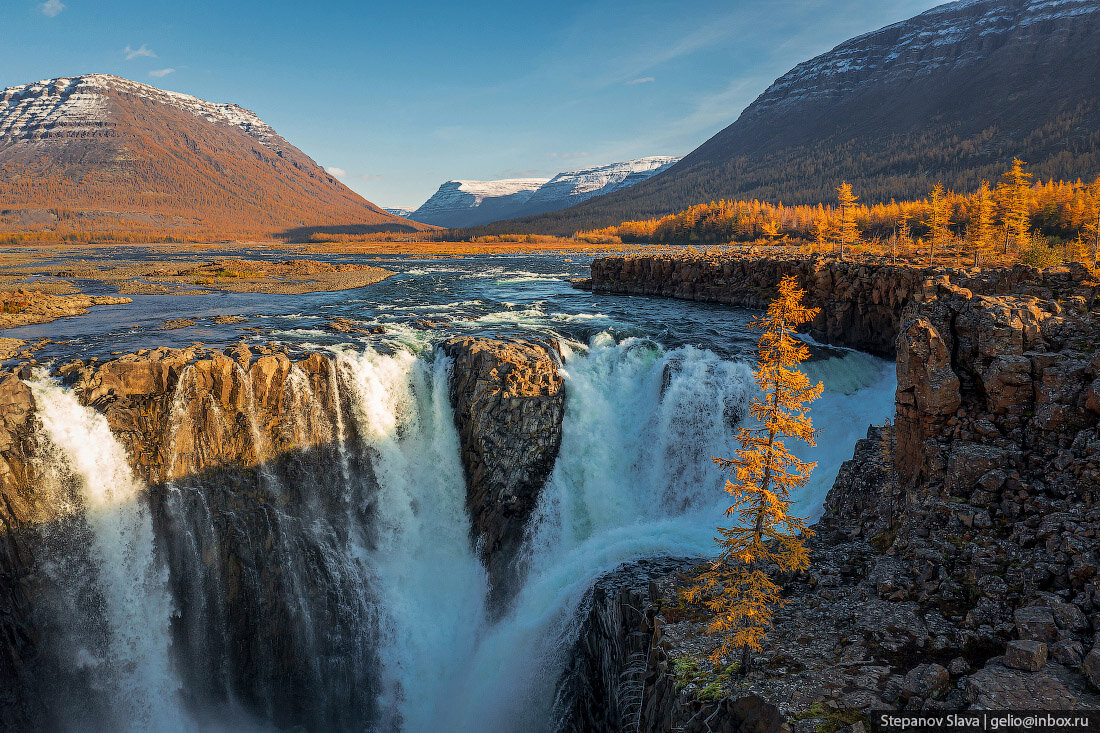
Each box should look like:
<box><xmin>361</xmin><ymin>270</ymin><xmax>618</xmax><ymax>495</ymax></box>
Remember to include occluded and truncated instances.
<box><xmin>442</xmin><ymin>336</ymin><xmax>565</xmax><ymax>604</ymax></box>
<box><xmin>583</xmin><ymin>254</ymin><xmax>1097</xmax><ymax>357</ymax></box>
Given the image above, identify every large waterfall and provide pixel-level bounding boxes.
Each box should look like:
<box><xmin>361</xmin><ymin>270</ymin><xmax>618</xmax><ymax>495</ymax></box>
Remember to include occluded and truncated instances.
<box><xmin>27</xmin><ymin>377</ymin><xmax>190</xmax><ymax>732</ymax></box>
<box><xmin>17</xmin><ymin>333</ymin><xmax>895</xmax><ymax>732</ymax></box>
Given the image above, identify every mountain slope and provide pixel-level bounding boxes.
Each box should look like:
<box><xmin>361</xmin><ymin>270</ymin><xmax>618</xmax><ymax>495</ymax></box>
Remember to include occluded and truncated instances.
<box><xmin>409</xmin><ymin>178</ymin><xmax>550</xmax><ymax>228</ymax></box>
<box><xmin>409</xmin><ymin>157</ymin><xmax>678</xmax><ymax>228</ymax></box>
<box><xmin>0</xmin><ymin>74</ymin><xmax>426</xmax><ymax>238</ymax></box>
<box><xmin>481</xmin><ymin>0</ymin><xmax>1100</xmax><ymax>235</ymax></box>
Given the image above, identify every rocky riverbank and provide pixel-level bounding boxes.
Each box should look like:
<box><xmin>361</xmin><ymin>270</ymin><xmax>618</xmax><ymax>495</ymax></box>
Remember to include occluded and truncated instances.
<box><xmin>558</xmin><ymin>253</ymin><xmax>1100</xmax><ymax>732</ymax></box>
<box><xmin>577</xmin><ymin>252</ymin><xmax>1098</xmax><ymax>357</ymax></box>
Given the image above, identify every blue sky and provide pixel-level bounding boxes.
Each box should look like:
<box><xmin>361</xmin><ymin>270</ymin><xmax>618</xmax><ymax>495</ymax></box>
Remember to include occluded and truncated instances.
<box><xmin>2</xmin><ymin>0</ymin><xmax>943</xmax><ymax>208</ymax></box>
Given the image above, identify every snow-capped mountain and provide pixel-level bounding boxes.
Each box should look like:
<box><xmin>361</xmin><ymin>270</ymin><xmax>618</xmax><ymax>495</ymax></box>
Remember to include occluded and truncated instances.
<box><xmin>0</xmin><ymin>74</ymin><xmax>425</xmax><ymax>236</ymax></box>
<box><xmin>521</xmin><ymin>156</ymin><xmax>679</xmax><ymax>214</ymax></box>
<box><xmin>503</xmin><ymin>0</ymin><xmax>1100</xmax><ymax>233</ymax></box>
<box><xmin>383</xmin><ymin>207</ymin><xmax>416</xmax><ymax>219</ymax></box>
<box><xmin>408</xmin><ymin>157</ymin><xmax>679</xmax><ymax>228</ymax></box>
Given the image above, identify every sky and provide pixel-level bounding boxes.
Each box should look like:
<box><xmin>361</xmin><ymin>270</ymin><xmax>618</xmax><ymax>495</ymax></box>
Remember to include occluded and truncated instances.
<box><xmin>1</xmin><ymin>0</ymin><xmax>945</xmax><ymax>208</ymax></box>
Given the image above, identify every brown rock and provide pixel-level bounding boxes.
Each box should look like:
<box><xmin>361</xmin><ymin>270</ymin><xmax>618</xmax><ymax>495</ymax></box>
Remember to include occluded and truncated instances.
<box><xmin>1005</xmin><ymin>640</ymin><xmax>1048</xmax><ymax>671</ymax></box>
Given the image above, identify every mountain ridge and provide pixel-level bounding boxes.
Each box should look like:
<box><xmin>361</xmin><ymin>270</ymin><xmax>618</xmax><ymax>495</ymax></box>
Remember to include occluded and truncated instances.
<box><xmin>0</xmin><ymin>74</ymin><xmax>427</xmax><ymax>238</ymax></box>
<box><xmin>469</xmin><ymin>0</ymin><xmax>1100</xmax><ymax>236</ymax></box>
<box><xmin>408</xmin><ymin>156</ymin><xmax>679</xmax><ymax>228</ymax></box>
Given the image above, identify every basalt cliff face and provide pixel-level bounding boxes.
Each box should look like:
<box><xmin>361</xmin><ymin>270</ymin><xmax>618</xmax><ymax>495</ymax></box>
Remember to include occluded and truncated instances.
<box><xmin>581</xmin><ymin>254</ymin><xmax>1099</xmax><ymax>357</ymax></box>
<box><xmin>561</xmin><ymin>255</ymin><xmax>1100</xmax><ymax>731</ymax></box>
<box><xmin>0</xmin><ymin>337</ymin><xmax>567</xmax><ymax>730</ymax></box>
<box><xmin>442</xmin><ymin>337</ymin><xmax>564</xmax><ymax>605</ymax></box>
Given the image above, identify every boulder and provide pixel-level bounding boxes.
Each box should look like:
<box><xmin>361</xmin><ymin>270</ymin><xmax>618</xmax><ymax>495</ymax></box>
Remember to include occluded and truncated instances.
<box><xmin>1004</xmin><ymin>640</ymin><xmax>1048</xmax><ymax>672</ymax></box>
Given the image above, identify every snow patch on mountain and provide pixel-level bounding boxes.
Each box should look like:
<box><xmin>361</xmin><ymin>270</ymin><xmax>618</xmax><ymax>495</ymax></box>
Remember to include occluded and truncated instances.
<box><xmin>748</xmin><ymin>0</ymin><xmax>1100</xmax><ymax>116</ymax></box>
<box><xmin>0</xmin><ymin>74</ymin><xmax>282</xmax><ymax>150</ymax></box>
<box><xmin>408</xmin><ymin>156</ymin><xmax>680</xmax><ymax>228</ymax></box>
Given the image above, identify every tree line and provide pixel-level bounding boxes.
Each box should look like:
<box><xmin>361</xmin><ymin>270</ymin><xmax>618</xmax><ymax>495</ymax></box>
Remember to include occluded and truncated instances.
<box><xmin>578</xmin><ymin>159</ymin><xmax>1100</xmax><ymax>267</ymax></box>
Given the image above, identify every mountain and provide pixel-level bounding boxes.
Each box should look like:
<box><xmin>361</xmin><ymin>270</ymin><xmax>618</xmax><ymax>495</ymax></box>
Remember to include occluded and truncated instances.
<box><xmin>383</xmin><ymin>207</ymin><xmax>415</xmax><ymax>218</ymax></box>
<box><xmin>0</xmin><ymin>74</ymin><xmax>427</xmax><ymax>238</ymax></box>
<box><xmin>477</xmin><ymin>0</ymin><xmax>1100</xmax><ymax>235</ymax></box>
<box><xmin>408</xmin><ymin>156</ymin><xmax>678</xmax><ymax>228</ymax></box>
<box><xmin>409</xmin><ymin>178</ymin><xmax>550</xmax><ymax>228</ymax></box>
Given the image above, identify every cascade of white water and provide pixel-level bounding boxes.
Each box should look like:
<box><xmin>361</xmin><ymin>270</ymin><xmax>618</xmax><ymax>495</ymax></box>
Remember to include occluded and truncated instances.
<box><xmin>440</xmin><ymin>332</ymin><xmax>897</xmax><ymax>732</ymax></box>
<box><xmin>336</xmin><ymin>347</ymin><xmax>489</xmax><ymax>732</ymax></box>
<box><xmin>27</xmin><ymin>377</ymin><xmax>190</xmax><ymax>732</ymax></box>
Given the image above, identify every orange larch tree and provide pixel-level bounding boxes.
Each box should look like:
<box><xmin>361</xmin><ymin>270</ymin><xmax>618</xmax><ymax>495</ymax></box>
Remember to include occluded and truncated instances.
<box><xmin>683</xmin><ymin>275</ymin><xmax>823</xmax><ymax>671</ymax></box>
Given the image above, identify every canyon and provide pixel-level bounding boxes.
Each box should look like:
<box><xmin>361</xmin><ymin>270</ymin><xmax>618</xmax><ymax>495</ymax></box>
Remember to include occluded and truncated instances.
<box><xmin>1</xmin><ymin>252</ymin><xmax>1097</xmax><ymax>730</ymax></box>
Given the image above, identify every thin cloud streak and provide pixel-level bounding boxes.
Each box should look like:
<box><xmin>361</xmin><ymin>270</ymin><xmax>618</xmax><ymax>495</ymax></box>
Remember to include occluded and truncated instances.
<box><xmin>124</xmin><ymin>44</ymin><xmax>156</xmax><ymax>60</ymax></box>
<box><xmin>626</xmin><ymin>77</ymin><xmax>655</xmax><ymax>85</ymax></box>
<box><xmin>149</xmin><ymin>68</ymin><xmax>175</xmax><ymax>78</ymax></box>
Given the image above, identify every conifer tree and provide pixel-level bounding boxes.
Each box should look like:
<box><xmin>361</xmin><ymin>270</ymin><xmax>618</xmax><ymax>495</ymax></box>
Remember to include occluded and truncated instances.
<box><xmin>1090</xmin><ymin>176</ymin><xmax>1100</xmax><ymax>266</ymax></box>
<box><xmin>971</xmin><ymin>180</ymin><xmax>996</xmax><ymax>266</ymax></box>
<box><xmin>683</xmin><ymin>276</ymin><xmax>822</xmax><ymax>671</ymax></box>
<box><xmin>835</xmin><ymin>182</ymin><xmax>859</xmax><ymax>261</ymax></box>
<box><xmin>926</xmin><ymin>184</ymin><xmax>950</xmax><ymax>265</ymax></box>
<box><xmin>1000</xmin><ymin>158</ymin><xmax>1033</xmax><ymax>253</ymax></box>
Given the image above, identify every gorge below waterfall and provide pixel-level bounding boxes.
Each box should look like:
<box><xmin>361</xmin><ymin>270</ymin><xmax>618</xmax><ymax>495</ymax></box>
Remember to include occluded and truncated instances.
<box><xmin>1</xmin><ymin>254</ymin><xmax>896</xmax><ymax>732</ymax></box>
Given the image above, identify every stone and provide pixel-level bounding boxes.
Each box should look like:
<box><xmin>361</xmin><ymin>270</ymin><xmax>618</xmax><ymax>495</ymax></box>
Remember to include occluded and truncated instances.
<box><xmin>901</xmin><ymin>663</ymin><xmax>949</xmax><ymax>700</ymax></box>
<box><xmin>1004</xmin><ymin>640</ymin><xmax>1048</xmax><ymax>671</ymax></box>
<box><xmin>1084</xmin><ymin>649</ymin><xmax>1100</xmax><ymax>690</ymax></box>
<box><xmin>1014</xmin><ymin>606</ymin><xmax>1058</xmax><ymax>642</ymax></box>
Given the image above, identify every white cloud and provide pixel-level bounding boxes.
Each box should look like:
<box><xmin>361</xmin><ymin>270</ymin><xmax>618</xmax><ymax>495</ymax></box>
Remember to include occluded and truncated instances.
<box><xmin>547</xmin><ymin>151</ymin><xmax>590</xmax><ymax>160</ymax></box>
<box><xmin>626</xmin><ymin>77</ymin><xmax>655</xmax><ymax>86</ymax></box>
<box><xmin>325</xmin><ymin>166</ymin><xmax>347</xmax><ymax>178</ymax></box>
<box><xmin>124</xmin><ymin>44</ymin><xmax>156</xmax><ymax>60</ymax></box>
<box><xmin>149</xmin><ymin>68</ymin><xmax>175</xmax><ymax>78</ymax></box>
<box><xmin>38</xmin><ymin>0</ymin><xmax>65</xmax><ymax>17</ymax></box>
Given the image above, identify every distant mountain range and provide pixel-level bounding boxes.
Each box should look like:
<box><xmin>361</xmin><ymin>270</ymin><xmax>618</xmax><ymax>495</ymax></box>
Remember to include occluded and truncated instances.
<box><xmin>0</xmin><ymin>74</ymin><xmax>427</xmax><ymax>238</ymax></box>
<box><xmin>472</xmin><ymin>0</ymin><xmax>1100</xmax><ymax>235</ymax></box>
<box><xmin>406</xmin><ymin>156</ymin><xmax>679</xmax><ymax>228</ymax></box>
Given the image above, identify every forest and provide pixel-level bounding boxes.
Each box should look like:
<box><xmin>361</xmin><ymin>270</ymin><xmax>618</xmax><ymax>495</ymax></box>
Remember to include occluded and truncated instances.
<box><xmin>577</xmin><ymin>159</ymin><xmax>1100</xmax><ymax>268</ymax></box>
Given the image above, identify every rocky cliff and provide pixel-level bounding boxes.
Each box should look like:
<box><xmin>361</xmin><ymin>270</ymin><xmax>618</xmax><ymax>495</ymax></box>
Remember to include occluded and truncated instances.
<box><xmin>561</xmin><ymin>254</ymin><xmax>1100</xmax><ymax>729</ymax></box>
<box><xmin>581</xmin><ymin>253</ymin><xmax>1099</xmax><ymax>357</ymax></box>
<box><xmin>0</xmin><ymin>337</ymin><xmax>568</xmax><ymax>729</ymax></box>
<box><xmin>442</xmin><ymin>337</ymin><xmax>565</xmax><ymax>606</ymax></box>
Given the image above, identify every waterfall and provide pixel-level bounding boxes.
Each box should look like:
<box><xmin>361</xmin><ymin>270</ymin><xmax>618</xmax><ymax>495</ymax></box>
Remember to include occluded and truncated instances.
<box><xmin>27</xmin><ymin>377</ymin><xmax>189</xmax><ymax>732</ymax></box>
<box><xmin>337</xmin><ymin>346</ymin><xmax>490</xmax><ymax>732</ymax></box>
<box><xmin>16</xmin><ymin>331</ymin><xmax>895</xmax><ymax>732</ymax></box>
<box><xmin>440</xmin><ymin>333</ymin><xmax>896</xmax><ymax>732</ymax></box>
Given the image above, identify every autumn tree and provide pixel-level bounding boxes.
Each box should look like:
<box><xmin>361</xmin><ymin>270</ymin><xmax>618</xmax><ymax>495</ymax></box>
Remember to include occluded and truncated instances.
<box><xmin>836</xmin><ymin>182</ymin><xmax>860</xmax><ymax>260</ymax></box>
<box><xmin>999</xmin><ymin>157</ymin><xmax>1033</xmax><ymax>253</ymax></box>
<box><xmin>683</xmin><ymin>276</ymin><xmax>823</xmax><ymax>671</ymax></box>
<box><xmin>1090</xmin><ymin>176</ymin><xmax>1100</xmax><ymax>265</ymax></box>
<box><xmin>926</xmin><ymin>184</ymin><xmax>951</xmax><ymax>265</ymax></box>
<box><xmin>970</xmin><ymin>180</ymin><xmax>996</xmax><ymax>266</ymax></box>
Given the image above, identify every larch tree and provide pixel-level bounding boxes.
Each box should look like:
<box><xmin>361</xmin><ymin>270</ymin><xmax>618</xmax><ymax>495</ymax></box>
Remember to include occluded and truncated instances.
<box><xmin>1090</xmin><ymin>176</ymin><xmax>1100</xmax><ymax>265</ymax></box>
<box><xmin>835</xmin><ymin>182</ymin><xmax>860</xmax><ymax>260</ymax></box>
<box><xmin>682</xmin><ymin>276</ymin><xmax>823</xmax><ymax>671</ymax></box>
<box><xmin>926</xmin><ymin>184</ymin><xmax>951</xmax><ymax>266</ymax></box>
<box><xmin>1000</xmin><ymin>158</ymin><xmax>1033</xmax><ymax>253</ymax></box>
<box><xmin>970</xmin><ymin>181</ymin><xmax>996</xmax><ymax>266</ymax></box>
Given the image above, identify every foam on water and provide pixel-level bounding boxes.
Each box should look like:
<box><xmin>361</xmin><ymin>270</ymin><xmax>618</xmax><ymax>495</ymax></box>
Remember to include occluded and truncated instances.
<box><xmin>28</xmin><ymin>377</ymin><xmax>190</xmax><ymax>732</ymax></box>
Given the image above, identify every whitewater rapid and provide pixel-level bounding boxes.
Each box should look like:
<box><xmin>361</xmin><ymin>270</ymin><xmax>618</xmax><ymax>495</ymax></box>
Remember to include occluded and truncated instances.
<box><xmin>21</xmin><ymin>329</ymin><xmax>895</xmax><ymax>732</ymax></box>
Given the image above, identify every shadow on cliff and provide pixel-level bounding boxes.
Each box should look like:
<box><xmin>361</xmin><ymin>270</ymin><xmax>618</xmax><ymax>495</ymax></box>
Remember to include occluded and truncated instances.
<box><xmin>2</xmin><ymin>439</ymin><xmax>387</xmax><ymax>732</ymax></box>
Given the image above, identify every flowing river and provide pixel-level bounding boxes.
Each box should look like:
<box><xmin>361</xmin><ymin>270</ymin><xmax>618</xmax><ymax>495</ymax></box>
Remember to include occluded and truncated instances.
<box><xmin>12</xmin><ymin>252</ymin><xmax>896</xmax><ymax>731</ymax></box>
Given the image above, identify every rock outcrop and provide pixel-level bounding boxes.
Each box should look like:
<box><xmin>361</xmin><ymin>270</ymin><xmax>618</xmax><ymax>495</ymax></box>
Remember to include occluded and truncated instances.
<box><xmin>582</xmin><ymin>253</ymin><xmax>1098</xmax><ymax>357</ymax></box>
<box><xmin>573</xmin><ymin>253</ymin><xmax>1100</xmax><ymax>728</ymax></box>
<box><xmin>442</xmin><ymin>336</ymin><xmax>565</xmax><ymax>605</ymax></box>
